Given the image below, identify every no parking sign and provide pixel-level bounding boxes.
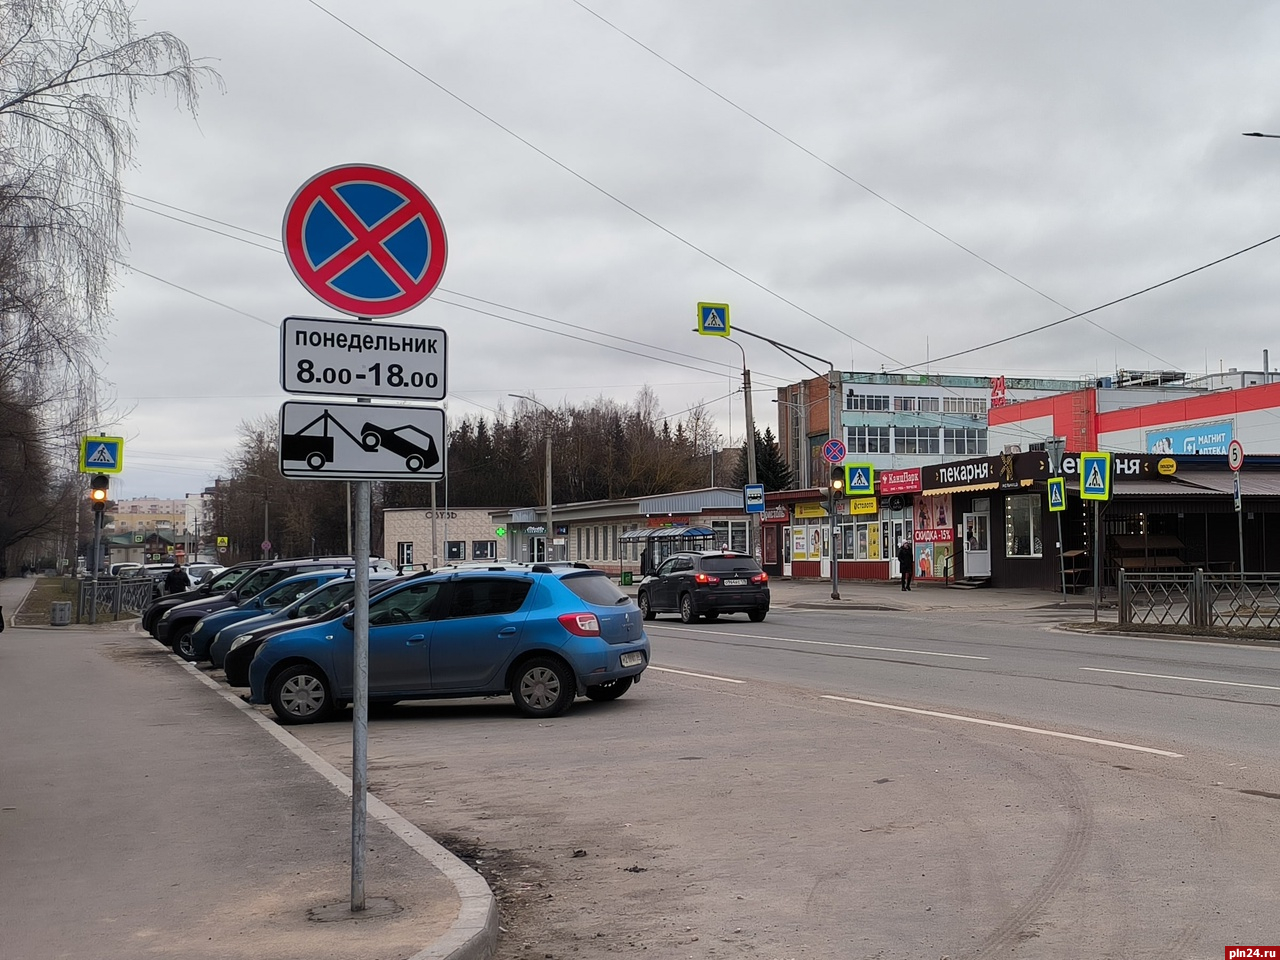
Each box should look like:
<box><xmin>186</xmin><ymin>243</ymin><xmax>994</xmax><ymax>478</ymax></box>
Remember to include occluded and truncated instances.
<box><xmin>283</xmin><ymin>164</ymin><xmax>447</xmax><ymax>318</ymax></box>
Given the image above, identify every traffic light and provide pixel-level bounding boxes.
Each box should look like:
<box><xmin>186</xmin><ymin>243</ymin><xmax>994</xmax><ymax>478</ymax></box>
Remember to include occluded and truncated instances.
<box><xmin>90</xmin><ymin>473</ymin><xmax>109</xmax><ymax>513</ymax></box>
<box><xmin>831</xmin><ymin>465</ymin><xmax>844</xmax><ymax>495</ymax></box>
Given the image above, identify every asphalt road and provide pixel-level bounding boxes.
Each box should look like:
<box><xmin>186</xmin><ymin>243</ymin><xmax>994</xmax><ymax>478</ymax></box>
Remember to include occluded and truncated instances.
<box><xmin>280</xmin><ymin>605</ymin><xmax>1280</xmax><ymax>959</ymax></box>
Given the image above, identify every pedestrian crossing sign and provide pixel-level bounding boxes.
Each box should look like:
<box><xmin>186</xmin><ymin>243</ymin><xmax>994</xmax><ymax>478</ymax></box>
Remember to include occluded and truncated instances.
<box><xmin>78</xmin><ymin>435</ymin><xmax>124</xmax><ymax>474</ymax></box>
<box><xmin>1079</xmin><ymin>452</ymin><xmax>1111</xmax><ymax>501</ymax></box>
<box><xmin>1047</xmin><ymin>476</ymin><xmax>1066</xmax><ymax>512</ymax></box>
<box><xmin>844</xmin><ymin>463</ymin><xmax>875</xmax><ymax>495</ymax></box>
<box><xmin>697</xmin><ymin>302</ymin><xmax>731</xmax><ymax>337</ymax></box>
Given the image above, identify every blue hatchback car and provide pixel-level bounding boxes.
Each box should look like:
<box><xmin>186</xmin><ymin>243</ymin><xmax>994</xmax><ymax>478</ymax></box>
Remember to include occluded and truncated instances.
<box><xmin>248</xmin><ymin>564</ymin><xmax>650</xmax><ymax>723</ymax></box>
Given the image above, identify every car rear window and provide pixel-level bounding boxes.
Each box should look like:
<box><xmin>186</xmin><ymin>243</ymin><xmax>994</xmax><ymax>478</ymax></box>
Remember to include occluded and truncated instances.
<box><xmin>701</xmin><ymin>557</ymin><xmax>762</xmax><ymax>574</ymax></box>
<box><xmin>445</xmin><ymin>578</ymin><xmax>532</xmax><ymax>618</ymax></box>
<box><xmin>561</xmin><ymin>572</ymin><xmax>630</xmax><ymax>606</ymax></box>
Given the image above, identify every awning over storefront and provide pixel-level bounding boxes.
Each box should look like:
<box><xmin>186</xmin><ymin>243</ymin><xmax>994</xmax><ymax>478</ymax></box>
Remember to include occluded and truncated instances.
<box><xmin>618</xmin><ymin>525</ymin><xmax>718</xmax><ymax>542</ymax></box>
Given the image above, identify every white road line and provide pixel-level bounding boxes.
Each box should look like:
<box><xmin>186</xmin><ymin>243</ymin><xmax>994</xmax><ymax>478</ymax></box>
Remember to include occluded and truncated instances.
<box><xmin>1081</xmin><ymin>666</ymin><xmax>1280</xmax><ymax>692</ymax></box>
<box><xmin>651</xmin><ymin>626</ymin><xmax>987</xmax><ymax>660</ymax></box>
<box><xmin>821</xmin><ymin>694</ymin><xmax>1183</xmax><ymax>758</ymax></box>
<box><xmin>648</xmin><ymin>665</ymin><xmax>746</xmax><ymax>684</ymax></box>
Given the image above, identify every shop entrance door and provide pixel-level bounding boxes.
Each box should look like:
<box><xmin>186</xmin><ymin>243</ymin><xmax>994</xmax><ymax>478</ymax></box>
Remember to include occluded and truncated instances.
<box><xmin>529</xmin><ymin>536</ymin><xmax>547</xmax><ymax>563</ymax></box>
<box><xmin>885</xmin><ymin>518</ymin><xmax>910</xmax><ymax>581</ymax></box>
<box><xmin>782</xmin><ymin>525</ymin><xmax>793</xmax><ymax>577</ymax></box>
<box><xmin>962</xmin><ymin>512</ymin><xmax>991</xmax><ymax>578</ymax></box>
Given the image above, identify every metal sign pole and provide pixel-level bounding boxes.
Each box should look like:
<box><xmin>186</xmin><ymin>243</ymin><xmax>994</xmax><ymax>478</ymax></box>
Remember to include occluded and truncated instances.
<box><xmin>1236</xmin><ymin>472</ymin><xmax>1244</xmax><ymax>578</ymax></box>
<box><xmin>351</xmin><ymin>479</ymin><xmax>370</xmax><ymax>911</ymax></box>
<box><xmin>1092</xmin><ymin>499</ymin><xmax>1101</xmax><ymax>623</ymax></box>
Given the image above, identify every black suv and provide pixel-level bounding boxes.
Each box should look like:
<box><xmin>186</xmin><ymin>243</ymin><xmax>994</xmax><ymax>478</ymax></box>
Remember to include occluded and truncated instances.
<box><xmin>637</xmin><ymin>550</ymin><xmax>769</xmax><ymax>623</ymax></box>
<box><xmin>142</xmin><ymin>561</ymin><xmax>267</xmax><ymax>637</ymax></box>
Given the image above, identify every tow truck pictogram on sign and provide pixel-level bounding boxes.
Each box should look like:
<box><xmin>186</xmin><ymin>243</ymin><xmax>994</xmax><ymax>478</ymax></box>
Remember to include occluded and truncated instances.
<box><xmin>279</xmin><ymin>402</ymin><xmax>445</xmax><ymax>481</ymax></box>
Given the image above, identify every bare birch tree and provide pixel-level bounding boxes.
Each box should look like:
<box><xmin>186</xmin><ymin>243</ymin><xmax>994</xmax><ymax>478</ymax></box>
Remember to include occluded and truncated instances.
<box><xmin>0</xmin><ymin>0</ymin><xmax>218</xmax><ymax>570</ymax></box>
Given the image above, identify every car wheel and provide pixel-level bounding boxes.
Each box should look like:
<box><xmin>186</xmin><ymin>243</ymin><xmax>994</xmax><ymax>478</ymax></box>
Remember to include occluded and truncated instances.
<box><xmin>270</xmin><ymin>664</ymin><xmax>335</xmax><ymax>724</ymax></box>
<box><xmin>512</xmin><ymin>656</ymin><xmax>576</xmax><ymax>718</ymax></box>
<box><xmin>361</xmin><ymin>431</ymin><xmax>380</xmax><ymax>451</ymax></box>
<box><xmin>638</xmin><ymin>591</ymin><xmax>655</xmax><ymax>621</ymax></box>
<box><xmin>585</xmin><ymin>676</ymin><xmax>633</xmax><ymax>702</ymax></box>
<box><xmin>173</xmin><ymin>628</ymin><xmax>199</xmax><ymax>661</ymax></box>
<box><xmin>703</xmin><ymin>611</ymin><xmax>719</xmax><ymax>621</ymax></box>
<box><xmin>679</xmin><ymin>593</ymin><xmax>698</xmax><ymax>624</ymax></box>
<box><xmin>405</xmin><ymin>454</ymin><xmax>424</xmax><ymax>472</ymax></box>
<box><xmin>748</xmin><ymin>608</ymin><xmax>767</xmax><ymax>623</ymax></box>
<box><xmin>306</xmin><ymin>452</ymin><xmax>326</xmax><ymax>471</ymax></box>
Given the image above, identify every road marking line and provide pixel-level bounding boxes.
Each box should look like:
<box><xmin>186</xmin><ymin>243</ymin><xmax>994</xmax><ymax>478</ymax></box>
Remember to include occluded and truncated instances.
<box><xmin>648</xmin><ymin>665</ymin><xmax>745</xmax><ymax>684</ymax></box>
<box><xmin>1080</xmin><ymin>666</ymin><xmax>1280</xmax><ymax>692</ymax></box>
<box><xmin>651</xmin><ymin>626</ymin><xmax>987</xmax><ymax>660</ymax></box>
<box><xmin>821</xmin><ymin>694</ymin><xmax>1183</xmax><ymax>758</ymax></box>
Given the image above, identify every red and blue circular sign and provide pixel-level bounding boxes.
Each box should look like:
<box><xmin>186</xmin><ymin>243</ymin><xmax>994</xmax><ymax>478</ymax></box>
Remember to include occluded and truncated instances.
<box><xmin>283</xmin><ymin>164</ymin><xmax>447</xmax><ymax>318</ymax></box>
<box><xmin>823</xmin><ymin>439</ymin><xmax>846</xmax><ymax>464</ymax></box>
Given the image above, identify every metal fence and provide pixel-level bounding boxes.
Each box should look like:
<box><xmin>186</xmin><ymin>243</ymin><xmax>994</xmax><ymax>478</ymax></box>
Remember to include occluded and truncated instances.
<box><xmin>1118</xmin><ymin>571</ymin><xmax>1280</xmax><ymax>629</ymax></box>
<box><xmin>74</xmin><ymin>577</ymin><xmax>156</xmax><ymax>624</ymax></box>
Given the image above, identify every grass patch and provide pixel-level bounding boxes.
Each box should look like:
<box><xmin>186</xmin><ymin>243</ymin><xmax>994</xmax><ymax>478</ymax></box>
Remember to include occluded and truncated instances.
<box><xmin>13</xmin><ymin>576</ymin><xmax>140</xmax><ymax>626</ymax></box>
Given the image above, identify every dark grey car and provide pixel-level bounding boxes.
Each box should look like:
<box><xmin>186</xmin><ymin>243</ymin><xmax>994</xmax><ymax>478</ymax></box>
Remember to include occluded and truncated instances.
<box><xmin>636</xmin><ymin>550</ymin><xmax>770</xmax><ymax>623</ymax></box>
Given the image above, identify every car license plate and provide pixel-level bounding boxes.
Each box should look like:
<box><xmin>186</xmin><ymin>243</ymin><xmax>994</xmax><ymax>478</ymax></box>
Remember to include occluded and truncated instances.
<box><xmin>724</xmin><ymin>578</ymin><xmax>747</xmax><ymax>586</ymax></box>
<box><xmin>620</xmin><ymin>652</ymin><xmax>644</xmax><ymax>667</ymax></box>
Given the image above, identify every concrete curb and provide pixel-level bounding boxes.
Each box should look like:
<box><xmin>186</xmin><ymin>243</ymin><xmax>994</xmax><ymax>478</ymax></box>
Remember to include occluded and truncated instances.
<box><xmin>173</xmin><ymin>654</ymin><xmax>499</xmax><ymax>960</ymax></box>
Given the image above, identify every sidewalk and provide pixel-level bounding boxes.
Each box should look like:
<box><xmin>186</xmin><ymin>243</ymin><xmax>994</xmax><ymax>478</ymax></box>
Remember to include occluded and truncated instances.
<box><xmin>620</xmin><ymin>572</ymin><xmax>1110</xmax><ymax>614</ymax></box>
<box><xmin>0</xmin><ymin>577</ymin><xmax>496</xmax><ymax>960</ymax></box>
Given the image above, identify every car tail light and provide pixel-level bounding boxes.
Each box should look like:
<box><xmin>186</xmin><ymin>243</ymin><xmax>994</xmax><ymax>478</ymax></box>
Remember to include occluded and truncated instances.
<box><xmin>558</xmin><ymin>613</ymin><xmax>601</xmax><ymax>636</ymax></box>
<box><xmin>694</xmin><ymin>572</ymin><xmax>721</xmax><ymax>584</ymax></box>
<box><xmin>751</xmin><ymin>572</ymin><xmax>769</xmax><ymax>584</ymax></box>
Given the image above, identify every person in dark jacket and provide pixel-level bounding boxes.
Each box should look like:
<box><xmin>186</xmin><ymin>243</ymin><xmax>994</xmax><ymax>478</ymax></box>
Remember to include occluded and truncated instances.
<box><xmin>164</xmin><ymin>563</ymin><xmax>191</xmax><ymax>594</ymax></box>
<box><xmin>897</xmin><ymin>540</ymin><xmax>914</xmax><ymax>591</ymax></box>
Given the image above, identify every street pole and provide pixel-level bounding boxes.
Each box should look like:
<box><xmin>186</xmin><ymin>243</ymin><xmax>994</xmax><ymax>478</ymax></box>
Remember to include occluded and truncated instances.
<box><xmin>829</xmin><ymin>470</ymin><xmax>843</xmax><ymax>600</ymax></box>
<box><xmin>742</xmin><ymin>366</ymin><xmax>759</xmax><ymax>561</ymax></box>
<box><xmin>263</xmin><ymin>501</ymin><xmax>269</xmax><ymax>560</ymax></box>
<box><xmin>1046</xmin><ymin>438</ymin><xmax>1067</xmax><ymax>605</ymax></box>
<box><xmin>351</xmin><ymin>479</ymin><xmax>370</xmax><ymax>911</ymax></box>
<box><xmin>430</xmin><ymin>482</ymin><xmax>439</xmax><ymax>569</ymax></box>
<box><xmin>511</xmin><ymin>395</ymin><xmax>555</xmax><ymax>563</ymax></box>
<box><xmin>545</xmin><ymin>431</ymin><xmax>555</xmax><ymax>562</ymax></box>
<box><xmin>1092</xmin><ymin>499</ymin><xmax>1101</xmax><ymax>623</ymax></box>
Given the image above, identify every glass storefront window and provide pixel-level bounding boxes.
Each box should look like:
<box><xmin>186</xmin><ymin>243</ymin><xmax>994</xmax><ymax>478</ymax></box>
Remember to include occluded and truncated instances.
<box><xmin>1005</xmin><ymin>494</ymin><xmax>1042</xmax><ymax>557</ymax></box>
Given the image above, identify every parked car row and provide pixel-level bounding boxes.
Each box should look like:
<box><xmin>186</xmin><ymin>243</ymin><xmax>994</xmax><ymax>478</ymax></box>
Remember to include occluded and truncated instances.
<box><xmin>139</xmin><ymin>558</ymin><xmax>651</xmax><ymax>724</ymax></box>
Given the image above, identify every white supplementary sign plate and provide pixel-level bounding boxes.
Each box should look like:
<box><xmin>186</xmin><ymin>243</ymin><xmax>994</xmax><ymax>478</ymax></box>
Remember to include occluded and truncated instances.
<box><xmin>279</xmin><ymin>400</ymin><xmax>445</xmax><ymax>481</ymax></box>
<box><xmin>280</xmin><ymin>316</ymin><xmax>447</xmax><ymax>401</ymax></box>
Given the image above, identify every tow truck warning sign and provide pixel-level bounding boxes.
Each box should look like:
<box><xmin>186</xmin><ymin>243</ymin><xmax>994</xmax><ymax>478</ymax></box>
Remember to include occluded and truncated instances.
<box><xmin>279</xmin><ymin>400</ymin><xmax>445</xmax><ymax>481</ymax></box>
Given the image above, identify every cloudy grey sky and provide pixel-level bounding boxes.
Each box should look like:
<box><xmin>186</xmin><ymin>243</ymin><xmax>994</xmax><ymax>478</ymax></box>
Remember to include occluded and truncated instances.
<box><xmin>104</xmin><ymin>0</ymin><xmax>1280</xmax><ymax>498</ymax></box>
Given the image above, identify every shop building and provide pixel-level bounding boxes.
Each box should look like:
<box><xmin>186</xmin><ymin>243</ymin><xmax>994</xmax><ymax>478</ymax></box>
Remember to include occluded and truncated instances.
<box><xmin>777</xmin><ymin>371</ymin><xmax>1081</xmax><ymax>489</ymax></box>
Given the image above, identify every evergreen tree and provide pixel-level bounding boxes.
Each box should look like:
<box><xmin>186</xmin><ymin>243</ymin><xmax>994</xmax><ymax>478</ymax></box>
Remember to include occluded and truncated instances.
<box><xmin>732</xmin><ymin>427</ymin><xmax>794</xmax><ymax>491</ymax></box>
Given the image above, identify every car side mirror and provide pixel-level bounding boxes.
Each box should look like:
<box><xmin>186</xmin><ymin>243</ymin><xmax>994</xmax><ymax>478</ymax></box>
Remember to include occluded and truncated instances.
<box><xmin>342</xmin><ymin>613</ymin><xmax>355</xmax><ymax>629</ymax></box>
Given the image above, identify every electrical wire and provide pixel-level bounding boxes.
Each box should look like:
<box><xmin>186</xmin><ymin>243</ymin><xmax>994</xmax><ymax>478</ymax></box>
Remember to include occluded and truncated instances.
<box><xmin>569</xmin><ymin>0</ymin><xmax>1178</xmax><ymax>370</ymax></box>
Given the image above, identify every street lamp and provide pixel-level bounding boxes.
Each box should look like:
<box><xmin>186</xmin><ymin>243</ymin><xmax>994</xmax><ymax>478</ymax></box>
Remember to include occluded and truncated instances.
<box><xmin>510</xmin><ymin>394</ymin><xmax>556</xmax><ymax>562</ymax></box>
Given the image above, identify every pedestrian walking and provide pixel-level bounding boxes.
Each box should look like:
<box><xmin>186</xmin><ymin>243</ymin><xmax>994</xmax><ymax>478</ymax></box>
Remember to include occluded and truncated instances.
<box><xmin>897</xmin><ymin>539</ymin><xmax>914</xmax><ymax>591</ymax></box>
<box><xmin>164</xmin><ymin>562</ymin><xmax>191</xmax><ymax>595</ymax></box>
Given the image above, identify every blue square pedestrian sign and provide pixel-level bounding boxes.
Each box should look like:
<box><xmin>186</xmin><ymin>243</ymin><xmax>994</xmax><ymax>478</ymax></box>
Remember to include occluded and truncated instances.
<box><xmin>1079</xmin><ymin>452</ymin><xmax>1111</xmax><ymax>501</ymax></box>
<box><xmin>697</xmin><ymin>302</ymin><xmax>730</xmax><ymax>337</ymax></box>
<box><xmin>79</xmin><ymin>435</ymin><xmax>124</xmax><ymax>474</ymax></box>
<box><xmin>844</xmin><ymin>463</ymin><xmax>875</xmax><ymax>496</ymax></box>
<box><xmin>1047</xmin><ymin>476</ymin><xmax>1066</xmax><ymax>512</ymax></box>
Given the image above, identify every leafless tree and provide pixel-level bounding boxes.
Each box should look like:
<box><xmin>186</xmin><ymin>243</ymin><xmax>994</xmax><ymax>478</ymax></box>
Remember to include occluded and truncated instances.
<box><xmin>0</xmin><ymin>0</ymin><xmax>218</xmax><ymax>568</ymax></box>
